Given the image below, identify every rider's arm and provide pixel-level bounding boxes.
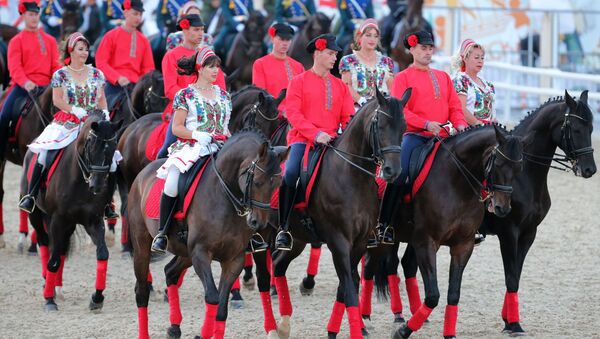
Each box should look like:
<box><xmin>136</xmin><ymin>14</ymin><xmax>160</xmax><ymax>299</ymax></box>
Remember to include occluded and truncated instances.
<box><xmin>6</xmin><ymin>36</ymin><xmax>30</xmax><ymax>87</ymax></box>
<box><xmin>340</xmin><ymin>82</ymin><xmax>355</xmax><ymax>129</ymax></box>
<box><xmin>162</xmin><ymin>52</ymin><xmax>179</xmax><ymax>101</ymax></box>
<box><xmin>391</xmin><ymin>72</ymin><xmax>426</xmax><ymax>130</ymax></box>
<box><xmin>252</xmin><ymin>58</ymin><xmax>267</xmax><ymax>90</ymax></box>
<box><xmin>337</xmin><ymin>0</ymin><xmax>355</xmax><ymax>32</ymax></box>
<box><xmin>95</xmin><ymin>31</ymin><xmax>121</xmax><ymax>85</ymax></box>
<box><xmin>221</xmin><ymin>0</ymin><xmax>237</xmax><ymax>28</ymax></box>
<box><xmin>445</xmin><ymin>74</ymin><xmax>468</xmax><ymax>129</ymax></box>
<box><xmin>140</xmin><ymin>36</ymin><xmax>156</xmax><ymax>76</ymax></box>
<box><xmin>48</xmin><ymin>38</ymin><xmax>62</xmax><ymax>74</ymax></box>
<box><xmin>52</xmin><ymin>87</ymin><xmax>74</xmax><ymax>113</ymax></box>
<box><xmin>286</xmin><ymin>75</ymin><xmax>321</xmax><ymax>141</ymax></box>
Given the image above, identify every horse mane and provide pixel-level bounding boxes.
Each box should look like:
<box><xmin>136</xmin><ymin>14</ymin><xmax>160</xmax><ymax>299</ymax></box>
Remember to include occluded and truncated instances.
<box><xmin>512</xmin><ymin>96</ymin><xmax>565</xmax><ymax>134</ymax></box>
<box><xmin>443</xmin><ymin>121</ymin><xmax>510</xmax><ymax>143</ymax></box>
<box><xmin>231</xmin><ymin>85</ymin><xmax>269</xmax><ymax>100</ymax></box>
<box><xmin>222</xmin><ymin>127</ymin><xmax>269</xmax><ymax>149</ymax></box>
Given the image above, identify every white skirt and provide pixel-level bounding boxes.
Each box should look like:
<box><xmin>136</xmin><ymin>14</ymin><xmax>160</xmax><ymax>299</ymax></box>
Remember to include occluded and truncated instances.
<box><xmin>156</xmin><ymin>140</ymin><xmax>218</xmax><ymax>179</ymax></box>
<box><xmin>28</xmin><ymin>121</ymin><xmax>79</xmax><ymax>153</ymax></box>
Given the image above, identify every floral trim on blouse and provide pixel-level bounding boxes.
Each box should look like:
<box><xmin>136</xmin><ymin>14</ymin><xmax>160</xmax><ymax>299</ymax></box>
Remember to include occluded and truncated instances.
<box><xmin>51</xmin><ymin>66</ymin><xmax>105</xmax><ymax>112</ymax></box>
<box><xmin>339</xmin><ymin>52</ymin><xmax>394</xmax><ymax>99</ymax></box>
<box><xmin>452</xmin><ymin>72</ymin><xmax>496</xmax><ymax>121</ymax></box>
<box><xmin>172</xmin><ymin>84</ymin><xmax>231</xmax><ymax>137</ymax></box>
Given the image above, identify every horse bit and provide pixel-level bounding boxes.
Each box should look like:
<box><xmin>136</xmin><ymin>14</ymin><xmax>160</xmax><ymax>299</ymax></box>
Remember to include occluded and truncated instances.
<box><xmin>77</xmin><ymin>130</ymin><xmax>117</xmax><ymax>184</ymax></box>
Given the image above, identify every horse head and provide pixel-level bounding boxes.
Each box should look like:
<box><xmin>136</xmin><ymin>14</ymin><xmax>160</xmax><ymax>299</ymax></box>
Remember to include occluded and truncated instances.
<box><xmin>76</xmin><ymin>111</ymin><xmax>122</xmax><ymax>194</ymax></box>
<box><xmin>484</xmin><ymin>125</ymin><xmax>524</xmax><ymax>217</ymax></box>
<box><xmin>144</xmin><ymin>71</ymin><xmax>168</xmax><ymax>114</ymax></box>
<box><xmin>558</xmin><ymin>90</ymin><xmax>596</xmax><ymax>178</ymax></box>
<box><xmin>241</xmin><ymin>91</ymin><xmax>281</xmax><ymax>135</ymax></box>
<box><xmin>243</xmin><ymin>11</ymin><xmax>267</xmax><ymax>56</ymax></box>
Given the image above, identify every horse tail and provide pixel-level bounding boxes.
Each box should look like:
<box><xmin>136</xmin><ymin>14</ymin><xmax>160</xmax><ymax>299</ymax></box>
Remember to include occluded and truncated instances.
<box><xmin>373</xmin><ymin>252</ymin><xmax>390</xmax><ymax>301</ymax></box>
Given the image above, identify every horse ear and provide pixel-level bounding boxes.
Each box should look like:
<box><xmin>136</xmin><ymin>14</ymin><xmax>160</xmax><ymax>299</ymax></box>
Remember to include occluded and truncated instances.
<box><xmin>493</xmin><ymin>124</ymin><xmax>507</xmax><ymax>144</ymax></box>
<box><xmin>91</xmin><ymin>121</ymin><xmax>99</xmax><ymax>131</ymax></box>
<box><xmin>275</xmin><ymin>89</ymin><xmax>287</xmax><ymax>107</ymax></box>
<box><xmin>258</xmin><ymin>141</ymin><xmax>269</xmax><ymax>159</ymax></box>
<box><xmin>565</xmin><ymin>90</ymin><xmax>577</xmax><ymax>110</ymax></box>
<box><xmin>399</xmin><ymin>87</ymin><xmax>412</xmax><ymax>106</ymax></box>
<box><xmin>375</xmin><ymin>87</ymin><xmax>385</xmax><ymax>106</ymax></box>
<box><xmin>273</xmin><ymin>146</ymin><xmax>290</xmax><ymax>163</ymax></box>
<box><xmin>579</xmin><ymin>90</ymin><xmax>589</xmax><ymax>105</ymax></box>
<box><xmin>258</xmin><ymin>92</ymin><xmax>266</xmax><ymax>106</ymax></box>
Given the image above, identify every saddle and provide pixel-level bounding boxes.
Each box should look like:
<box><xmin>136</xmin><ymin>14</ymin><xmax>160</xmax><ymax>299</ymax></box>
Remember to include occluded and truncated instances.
<box><xmin>8</xmin><ymin>87</ymin><xmax>46</xmax><ymax>140</ymax></box>
<box><xmin>27</xmin><ymin>149</ymin><xmax>65</xmax><ymax>190</ymax></box>
<box><xmin>407</xmin><ymin>139</ymin><xmax>436</xmax><ymax>187</ymax></box>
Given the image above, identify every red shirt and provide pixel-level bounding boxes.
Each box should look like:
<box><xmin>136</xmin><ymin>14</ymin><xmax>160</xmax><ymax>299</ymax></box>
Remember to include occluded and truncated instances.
<box><xmin>95</xmin><ymin>27</ymin><xmax>155</xmax><ymax>85</ymax></box>
<box><xmin>161</xmin><ymin>45</ymin><xmax>226</xmax><ymax>119</ymax></box>
<box><xmin>252</xmin><ymin>54</ymin><xmax>304</xmax><ymax>113</ymax></box>
<box><xmin>392</xmin><ymin>66</ymin><xmax>467</xmax><ymax>136</ymax></box>
<box><xmin>7</xmin><ymin>29</ymin><xmax>60</xmax><ymax>87</ymax></box>
<box><xmin>286</xmin><ymin>70</ymin><xmax>354</xmax><ymax>145</ymax></box>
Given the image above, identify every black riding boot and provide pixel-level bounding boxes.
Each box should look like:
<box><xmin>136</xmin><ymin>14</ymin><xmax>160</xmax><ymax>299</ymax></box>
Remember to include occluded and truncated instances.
<box><xmin>151</xmin><ymin>194</ymin><xmax>178</xmax><ymax>254</ymax></box>
<box><xmin>19</xmin><ymin>162</ymin><xmax>45</xmax><ymax>213</ymax></box>
<box><xmin>275</xmin><ymin>182</ymin><xmax>297</xmax><ymax>251</ymax></box>
<box><xmin>368</xmin><ymin>183</ymin><xmax>403</xmax><ymax>248</ymax></box>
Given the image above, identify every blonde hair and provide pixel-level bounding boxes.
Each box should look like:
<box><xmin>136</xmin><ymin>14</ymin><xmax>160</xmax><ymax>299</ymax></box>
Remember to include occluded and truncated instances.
<box><xmin>451</xmin><ymin>40</ymin><xmax>485</xmax><ymax>72</ymax></box>
<box><xmin>351</xmin><ymin>26</ymin><xmax>380</xmax><ymax>51</ymax></box>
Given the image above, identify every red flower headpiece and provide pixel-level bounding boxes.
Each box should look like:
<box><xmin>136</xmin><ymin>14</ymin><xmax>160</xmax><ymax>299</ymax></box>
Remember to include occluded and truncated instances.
<box><xmin>18</xmin><ymin>3</ymin><xmax>26</xmax><ymax>14</ymax></box>
<box><xmin>179</xmin><ymin>19</ymin><xmax>190</xmax><ymax>29</ymax></box>
<box><xmin>268</xmin><ymin>26</ymin><xmax>276</xmax><ymax>38</ymax></box>
<box><xmin>123</xmin><ymin>0</ymin><xmax>132</xmax><ymax>10</ymax></box>
<box><xmin>407</xmin><ymin>34</ymin><xmax>418</xmax><ymax>47</ymax></box>
<box><xmin>315</xmin><ymin>38</ymin><xmax>327</xmax><ymax>51</ymax></box>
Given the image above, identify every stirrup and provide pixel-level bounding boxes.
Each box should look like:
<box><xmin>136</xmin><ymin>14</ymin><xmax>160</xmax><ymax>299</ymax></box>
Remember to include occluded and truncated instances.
<box><xmin>151</xmin><ymin>234</ymin><xmax>168</xmax><ymax>254</ymax></box>
<box><xmin>379</xmin><ymin>225</ymin><xmax>395</xmax><ymax>245</ymax></box>
<box><xmin>366</xmin><ymin>230</ymin><xmax>379</xmax><ymax>249</ymax></box>
<box><xmin>275</xmin><ymin>230</ymin><xmax>293</xmax><ymax>251</ymax></box>
<box><xmin>474</xmin><ymin>233</ymin><xmax>485</xmax><ymax>247</ymax></box>
<box><xmin>18</xmin><ymin>195</ymin><xmax>36</xmax><ymax>214</ymax></box>
<box><xmin>249</xmin><ymin>233</ymin><xmax>268</xmax><ymax>253</ymax></box>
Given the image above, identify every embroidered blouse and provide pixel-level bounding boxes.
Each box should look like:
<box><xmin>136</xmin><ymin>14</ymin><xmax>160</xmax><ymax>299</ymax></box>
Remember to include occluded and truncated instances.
<box><xmin>51</xmin><ymin>66</ymin><xmax>106</xmax><ymax>111</ymax></box>
<box><xmin>339</xmin><ymin>52</ymin><xmax>394</xmax><ymax>99</ymax></box>
<box><xmin>172</xmin><ymin>84</ymin><xmax>232</xmax><ymax>136</ymax></box>
<box><xmin>452</xmin><ymin>72</ymin><xmax>496</xmax><ymax>122</ymax></box>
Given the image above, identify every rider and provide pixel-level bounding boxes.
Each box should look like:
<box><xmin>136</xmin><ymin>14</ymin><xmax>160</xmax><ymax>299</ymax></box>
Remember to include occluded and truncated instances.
<box><xmin>100</xmin><ymin>0</ymin><xmax>125</xmax><ymax>34</ymax></box>
<box><xmin>0</xmin><ymin>0</ymin><xmax>60</xmax><ymax>161</ymax></box>
<box><xmin>156</xmin><ymin>0</ymin><xmax>192</xmax><ymax>37</ymax></box>
<box><xmin>40</xmin><ymin>0</ymin><xmax>65</xmax><ymax>39</ymax></box>
<box><xmin>157</xmin><ymin>14</ymin><xmax>225</xmax><ymax>158</ymax></box>
<box><xmin>339</xmin><ymin>18</ymin><xmax>394</xmax><ymax>108</ymax></box>
<box><xmin>95</xmin><ymin>0</ymin><xmax>155</xmax><ymax>112</ymax></box>
<box><xmin>165</xmin><ymin>1</ymin><xmax>214</xmax><ymax>52</ymax></box>
<box><xmin>212</xmin><ymin>0</ymin><xmax>253</xmax><ymax>60</ymax></box>
<box><xmin>336</xmin><ymin>0</ymin><xmax>374</xmax><ymax>52</ymax></box>
<box><xmin>274</xmin><ymin>0</ymin><xmax>316</xmax><ymax>31</ymax></box>
<box><xmin>151</xmin><ymin>46</ymin><xmax>231</xmax><ymax>253</ymax></box>
<box><xmin>252</xmin><ymin>22</ymin><xmax>304</xmax><ymax>115</ymax></box>
<box><xmin>274</xmin><ymin>33</ymin><xmax>355</xmax><ymax>251</ymax></box>
<box><xmin>19</xmin><ymin>32</ymin><xmax>115</xmax><ymax>213</ymax></box>
<box><xmin>371</xmin><ymin>30</ymin><xmax>467</xmax><ymax>248</ymax></box>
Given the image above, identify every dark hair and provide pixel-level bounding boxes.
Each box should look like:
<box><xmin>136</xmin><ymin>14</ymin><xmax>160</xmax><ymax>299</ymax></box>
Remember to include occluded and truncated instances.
<box><xmin>60</xmin><ymin>37</ymin><xmax>90</xmax><ymax>65</ymax></box>
<box><xmin>176</xmin><ymin>53</ymin><xmax>221</xmax><ymax>76</ymax></box>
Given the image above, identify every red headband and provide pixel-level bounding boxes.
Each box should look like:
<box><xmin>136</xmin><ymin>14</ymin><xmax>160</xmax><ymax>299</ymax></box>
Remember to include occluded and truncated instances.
<box><xmin>64</xmin><ymin>32</ymin><xmax>88</xmax><ymax>65</ymax></box>
<box><xmin>195</xmin><ymin>46</ymin><xmax>216</xmax><ymax>70</ymax></box>
<box><xmin>460</xmin><ymin>39</ymin><xmax>476</xmax><ymax>57</ymax></box>
<box><xmin>358</xmin><ymin>18</ymin><xmax>379</xmax><ymax>35</ymax></box>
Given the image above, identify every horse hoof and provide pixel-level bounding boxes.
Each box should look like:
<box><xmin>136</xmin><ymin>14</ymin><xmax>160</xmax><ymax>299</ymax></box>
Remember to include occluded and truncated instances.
<box><xmin>362</xmin><ymin>316</ymin><xmax>374</xmax><ymax>330</ymax></box>
<box><xmin>277</xmin><ymin>316</ymin><xmax>291</xmax><ymax>339</ymax></box>
<box><xmin>444</xmin><ymin>336</ymin><xmax>456</xmax><ymax>339</ymax></box>
<box><xmin>55</xmin><ymin>287</ymin><xmax>65</xmax><ymax>301</ymax></box>
<box><xmin>150</xmin><ymin>251</ymin><xmax>168</xmax><ymax>263</ymax></box>
<box><xmin>242</xmin><ymin>276</ymin><xmax>256</xmax><ymax>291</ymax></box>
<box><xmin>105</xmin><ymin>231</ymin><xmax>115</xmax><ymax>248</ymax></box>
<box><xmin>89</xmin><ymin>293</ymin><xmax>104</xmax><ymax>313</ymax></box>
<box><xmin>327</xmin><ymin>331</ymin><xmax>337</xmax><ymax>339</ymax></box>
<box><xmin>502</xmin><ymin>321</ymin><xmax>525</xmax><ymax>336</ymax></box>
<box><xmin>392</xmin><ymin>323</ymin><xmax>413</xmax><ymax>339</ymax></box>
<box><xmin>44</xmin><ymin>299</ymin><xmax>58</xmax><ymax>312</ymax></box>
<box><xmin>298</xmin><ymin>280</ymin><xmax>314</xmax><ymax>296</ymax></box>
<box><xmin>230</xmin><ymin>299</ymin><xmax>244</xmax><ymax>309</ymax></box>
<box><xmin>0</xmin><ymin>234</ymin><xmax>5</xmax><ymax>248</ymax></box>
<box><xmin>27</xmin><ymin>243</ymin><xmax>38</xmax><ymax>256</ymax></box>
<box><xmin>167</xmin><ymin>324</ymin><xmax>181</xmax><ymax>339</ymax></box>
<box><xmin>394</xmin><ymin>313</ymin><xmax>406</xmax><ymax>324</ymax></box>
<box><xmin>362</xmin><ymin>328</ymin><xmax>370</xmax><ymax>338</ymax></box>
<box><xmin>17</xmin><ymin>242</ymin><xmax>24</xmax><ymax>254</ymax></box>
<box><xmin>266</xmin><ymin>329</ymin><xmax>279</xmax><ymax>339</ymax></box>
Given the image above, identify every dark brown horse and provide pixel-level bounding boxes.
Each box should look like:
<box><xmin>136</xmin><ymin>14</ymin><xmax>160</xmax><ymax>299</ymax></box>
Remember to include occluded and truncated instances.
<box><xmin>389</xmin><ymin>124</ymin><xmax>524</xmax><ymax>339</ymax></box>
<box><xmin>482</xmin><ymin>91</ymin><xmax>596</xmax><ymax>335</ymax></box>
<box><xmin>229</xmin><ymin>85</ymin><xmax>286</xmax><ymax>138</ymax></box>
<box><xmin>225</xmin><ymin>11</ymin><xmax>267</xmax><ymax>91</ymax></box>
<box><xmin>21</xmin><ymin>110</ymin><xmax>122</xmax><ymax>311</ymax></box>
<box><xmin>388</xmin><ymin>0</ymin><xmax>433</xmax><ymax>70</ymax></box>
<box><xmin>289</xmin><ymin>12</ymin><xmax>332</xmax><ymax>70</ymax></box>
<box><xmin>256</xmin><ymin>89</ymin><xmax>410</xmax><ymax>338</ymax></box>
<box><xmin>128</xmin><ymin>129</ymin><xmax>288</xmax><ymax>339</ymax></box>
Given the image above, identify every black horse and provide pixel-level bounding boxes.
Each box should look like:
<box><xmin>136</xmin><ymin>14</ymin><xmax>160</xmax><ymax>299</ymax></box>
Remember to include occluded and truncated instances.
<box><xmin>21</xmin><ymin>110</ymin><xmax>122</xmax><ymax>311</ymax></box>
<box><xmin>482</xmin><ymin>91</ymin><xmax>596</xmax><ymax>335</ymax></box>
<box><xmin>289</xmin><ymin>12</ymin><xmax>331</xmax><ymax>71</ymax></box>
<box><xmin>229</xmin><ymin>85</ymin><xmax>286</xmax><ymax>138</ymax></box>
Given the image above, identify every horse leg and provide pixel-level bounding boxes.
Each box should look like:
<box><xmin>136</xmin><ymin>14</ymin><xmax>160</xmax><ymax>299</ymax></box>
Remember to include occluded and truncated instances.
<box><xmin>116</xmin><ymin>169</ymin><xmax>132</xmax><ymax>255</ymax></box>
<box><xmin>84</xmin><ymin>217</ymin><xmax>110</xmax><ymax>312</ymax></box>
<box><xmin>386</xmin><ymin>241</ymin><xmax>404</xmax><ymax>324</ymax></box>
<box><xmin>443</xmin><ymin>241</ymin><xmax>475</xmax><ymax>339</ymax></box>
<box><xmin>133</xmin><ymin>232</ymin><xmax>152</xmax><ymax>339</ymax></box>
<box><xmin>164</xmin><ymin>255</ymin><xmax>191</xmax><ymax>339</ymax></box>
<box><xmin>214</xmin><ymin>256</ymin><xmax>246</xmax><ymax>339</ymax></box>
<box><xmin>401</xmin><ymin>244</ymin><xmax>422</xmax><ymax>316</ymax></box>
<box><xmin>229</xmin><ymin>275</ymin><xmax>244</xmax><ymax>309</ymax></box>
<box><xmin>32</xmin><ymin>212</ymin><xmax>50</xmax><ymax>279</ymax></box>
<box><xmin>242</xmin><ymin>252</ymin><xmax>255</xmax><ymax>290</ymax></box>
<box><xmin>361</xmin><ymin>251</ymin><xmax>377</xmax><ymax>329</ymax></box>
<box><xmin>0</xmin><ymin>160</ymin><xmax>4</xmax><ymax>248</ymax></box>
<box><xmin>394</xmin><ymin>241</ymin><xmax>439</xmax><ymax>339</ymax></box>
<box><xmin>43</xmin><ymin>219</ymin><xmax>75</xmax><ymax>312</ymax></box>
<box><xmin>300</xmin><ymin>242</ymin><xmax>322</xmax><ymax>296</ymax></box>
<box><xmin>253</xmin><ymin>249</ymin><xmax>278</xmax><ymax>338</ymax></box>
<box><xmin>189</xmin><ymin>245</ymin><xmax>219</xmax><ymax>339</ymax></box>
<box><xmin>326</xmin><ymin>286</ymin><xmax>346</xmax><ymax>338</ymax></box>
<box><xmin>273</xmin><ymin>241</ymin><xmax>307</xmax><ymax>339</ymax></box>
<box><xmin>498</xmin><ymin>226</ymin><xmax>536</xmax><ymax>335</ymax></box>
<box><xmin>28</xmin><ymin>228</ymin><xmax>38</xmax><ymax>255</ymax></box>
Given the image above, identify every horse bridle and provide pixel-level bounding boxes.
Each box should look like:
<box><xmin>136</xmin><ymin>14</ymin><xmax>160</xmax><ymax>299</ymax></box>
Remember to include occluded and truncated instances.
<box><xmin>246</xmin><ymin>102</ymin><xmax>279</xmax><ymax>128</ymax></box>
<box><xmin>77</xmin><ymin>130</ymin><xmax>118</xmax><ymax>183</ymax></box>
<box><xmin>145</xmin><ymin>85</ymin><xmax>168</xmax><ymax>114</ymax></box>
<box><xmin>327</xmin><ymin>105</ymin><xmax>402</xmax><ymax>178</ymax></box>
<box><xmin>211</xmin><ymin>154</ymin><xmax>281</xmax><ymax>217</ymax></box>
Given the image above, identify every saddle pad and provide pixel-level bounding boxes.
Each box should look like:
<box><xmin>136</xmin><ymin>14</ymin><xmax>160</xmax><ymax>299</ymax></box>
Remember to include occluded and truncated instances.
<box><xmin>145</xmin><ymin>120</ymin><xmax>169</xmax><ymax>161</ymax></box>
<box><xmin>145</xmin><ymin>158</ymin><xmax>210</xmax><ymax>220</ymax></box>
<box><xmin>407</xmin><ymin>142</ymin><xmax>441</xmax><ymax>202</ymax></box>
<box><xmin>26</xmin><ymin>149</ymin><xmax>65</xmax><ymax>189</ymax></box>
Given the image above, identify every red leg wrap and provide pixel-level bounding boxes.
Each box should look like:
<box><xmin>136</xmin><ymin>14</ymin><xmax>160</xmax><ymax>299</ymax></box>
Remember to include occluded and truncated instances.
<box><xmin>266</xmin><ymin>250</ymin><xmax>274</xmax><ymax>286</ymax></box>
<box><xmin>201</xmin><ymin>303</ymin><xmax>218</xmax><ymax>339</ymax></box>
<box><xmin>346</xmin><ymin>306</ymin><xmax>363</xmax><ymax>339</ymax></box>
<box><xmin>507</xmin><ymin>292</ymin><xmax>519</xmax><ymax>323</ymax></box>
<box><xmin>405</xmin><ymin>276</ymin><xmax>422</xmax><ymax>315</ymax></box>
<box><xmin>44</xmin><ymin>270</ymin><xmax>57</xmax><ymax>299</ymax></box>
<box><xmin>501</xmin><ymin>291</ymin><xmax>508</xmax><ymax>320</ymax></box>
<box><xmin>168</xmin><ymin>285</ymin><xmax>182</xmax><ymax>325</ymax></box>
<box><xmin>407</xmin><ymin>304</ymin><xmax>433</xmax><ymax>332</ymax></box>
<box><xmin>19</xmin><ymin>210</ymin><xmax>28</xmax><ymax>233</ymax></box>
<box><xmin>147</xmin><ymin>271</ymin><xmax>153</xmax><ymax>284</ymax></box>
<box><xmin>360</xmin><ymin>279</ymin><xmax>374</xmax><ymax>316</ymax></box>
<box><xmin>245</xmin><ymin>252</ymin><xmax>253</xmax><ymax>267</ymax></box>
<box><xmin>306</xmin><ymin>246</ymin><xmax>321</xmax><ymax>276</ymax></box>
<box><xmin>327</xmin><ymin>300</ymin><xmax>345</xmax><ymax>333</ymax></box>
<box><xmin>121</xmin><ymin>216</ymin><xmax>129</xmax><ymax>245</ymax></box>
<box><xmin>106</xmin><ymin>218</ymin><xmax>117</xmax><ymax>226</ymax></box>
<box><xmin>388</xmin><ymin>274</ymin><xmax>403</xmax><ymax>314</ymax></box>
<box><xmin>0</xmin><ymin>203</ymin><xmax>4</xmax><ymax>234</ymax></box>
<box><xmin>137</xmin><ymin>307</ymin><xmax>150</xmax><ymax>339</ymax></box>
<box><xmin>95</xmin><ymin>260</ymin><xmax>108</xmax><ymax>291</ymax></box>
<box><xmin>213</xmin><ymin>320</ymin><xmax>226</xmax><ymax>339</ymax></box>
<box><xmin>31</xmin><ymin>229</ymin><xmax>37</xmax><ymax>245</ymax></box>
<box><xmin>56</xmin><ymin>255</ymin><xmax>66</xmax><ymax>286</ymax></box>
<box><xmin>39</xmin><ymin>245</ymin><xmax>49</xmax><ymax>278</ymax></box>
<box><xmin>443</xmin><ymin>305</ymin><xmax>459</xmax><ymax>337</ymax></box>
<box><xmin>274</xmin><ymin>276</ymin><xmax>293</xmax><ymax>316</ymax></box>
<box><xmin>231</xmin><ymin>277</ymin><xmax>240</xmax><ymax>290</ymax></box>
<box><xmin>260</xmin><ymin>291</ymin><xmax>277</xmax><ymax>333</ymax></box>
<box><xmin>176</xmin><ymin>268</ymin><xmax>187</xmax><ymax>288</ymax></box>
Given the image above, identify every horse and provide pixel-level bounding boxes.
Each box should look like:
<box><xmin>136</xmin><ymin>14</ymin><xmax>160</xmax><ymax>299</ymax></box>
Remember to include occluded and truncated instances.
<box><xmin>128</xmin><ymin>129</ymin><xmax>289</xmax><ymax>339</ymax></box>
<box><xmin>229</xmin><ymin>85</ymin><xmax>286</xmax><ymax>139</ymax></box>
<box><xmin>481</xmin><ymin>91</ymin><xmax>596</xmax><ymax>336</ymax></box>
<box><xmin>289</xmin><ymin>12</ymin><xmax>332</xmax><ymax>71</ymax></box>
<box><xmin>384</xmin><ymin>124</ymin><xmax>524</xmax><ymax>338</ymax></box>
<box><xmin>252</xmin><ymin>89</ymin><xmax>410</xmax><ymax>338</ymax></box>
<box><xmin>387</xmin><ymin>0</ymin><xmax>434</xmax><ymax>70</ymax></box>
<box><xmin>20</xmin><ymin>110</ymin><xmax>122</xmax><ymax>311</ymax></box>
<box><xmin>225</xmin><ymin>11</ymin><xmax>268</xmax><ymax>91</ymax></box>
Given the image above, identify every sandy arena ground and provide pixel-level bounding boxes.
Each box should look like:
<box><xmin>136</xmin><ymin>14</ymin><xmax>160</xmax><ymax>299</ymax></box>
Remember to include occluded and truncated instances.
<box><xmin>0</xmin><ymin>139</ymin><xmax>598</xmax><ymax>339</ymax></box>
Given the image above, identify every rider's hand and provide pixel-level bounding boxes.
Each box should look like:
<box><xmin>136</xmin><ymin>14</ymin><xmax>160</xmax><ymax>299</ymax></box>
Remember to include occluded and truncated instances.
<box><xmin>47</xmin><ymin>16</ymin><xmax>61</xmax><ymax>27</ymax></box>
<box><xmin>102</xmin><ymin>109</ymin><xmax>111</xmax><ymax>121</ymax></box>
<box><xmin>71</xmin><ymin>106</ymin><xmax>87</xmax><ymax>119</ymax></box>
<box><xmin>117</xmin><ymin>76</ymin><xmax>130</xmax><ymax>87</ymax></box>
<box><xmin>315</xmin><ymin>132</ymin><xmax>332</xmax><ymax>145</ymax></box>
<box><xmin>425</xmin><ymin>121</ymin><xmax>443</xmax><ymax>136</ymax></box>
<box><xmin>236</xmin><ymin>23</ymin><xmax>245</xmax><ymax>32</ymax></box>
<box><xmin>192</xmin><ymin>130</ymin><xmax>212</xmax><ymax>144</ymax></box>
<box><xmin>23</xmin><ymin>81</ymin><xmax>36</xmax><ymax>92</ymax></box>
